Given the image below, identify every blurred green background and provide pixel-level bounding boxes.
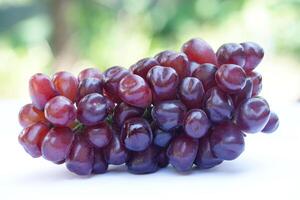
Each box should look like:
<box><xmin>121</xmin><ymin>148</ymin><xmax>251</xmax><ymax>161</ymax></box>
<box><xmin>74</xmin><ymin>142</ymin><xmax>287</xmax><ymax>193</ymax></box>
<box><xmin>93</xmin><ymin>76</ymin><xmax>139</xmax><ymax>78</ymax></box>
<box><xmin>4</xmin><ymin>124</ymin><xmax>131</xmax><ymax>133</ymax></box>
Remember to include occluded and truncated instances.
<box><xmin>0</xmin><ymin>0</ymin><xmax>299</xmax><ymax>104</ymax></box>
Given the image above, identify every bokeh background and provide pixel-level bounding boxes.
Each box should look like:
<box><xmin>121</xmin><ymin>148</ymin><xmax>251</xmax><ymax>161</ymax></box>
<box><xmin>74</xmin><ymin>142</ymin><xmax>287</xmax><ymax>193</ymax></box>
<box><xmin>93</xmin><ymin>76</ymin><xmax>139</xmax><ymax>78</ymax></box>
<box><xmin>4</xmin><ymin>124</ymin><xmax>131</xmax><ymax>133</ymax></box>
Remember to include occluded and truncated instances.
<box><xmin>0</xmin><ymin>0</ymin><xmax>299</xmax><ymax>106</ymax></box>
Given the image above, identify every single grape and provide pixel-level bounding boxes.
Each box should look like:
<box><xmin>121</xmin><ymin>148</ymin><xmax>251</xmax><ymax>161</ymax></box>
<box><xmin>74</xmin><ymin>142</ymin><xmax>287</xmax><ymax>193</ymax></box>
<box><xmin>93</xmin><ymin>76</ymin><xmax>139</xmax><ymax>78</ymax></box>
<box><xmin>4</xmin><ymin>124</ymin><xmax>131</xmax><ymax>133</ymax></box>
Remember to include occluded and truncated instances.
<box><xmin>18</xmin><ymin>104</ymin><xmax>47</xmax><ymax>128</ymax></box>
<box><xmin>184</xmin><ymin>109</ymin><xmax>210</xmax><ymax>139</ymax></box>
<box><xmin>204</xmin><ymin>87</ymin><xmax>234</xmax><ymax>123</ymax></box>
<box><xmin>77</xmin><ymin>93</ymin><xmax>108</xmax><ymax>126</ymax></box>
<box><xmin>29</xmin><ymin>73</ymin><xmax>57</xmax><ymax>110</ymax></box>
<box><xmin>118</xmin><ymin>74</ymin><xmax>152</xmax><ymax>108</ymax></box>
<box><xmin>152</xmin><ymin>122</ymin><xmax>173</xmax><ymax>147</ymax></box>
<box><xmin>103</xmin><ymin>131</ymin><xmax>128</xmax><ymax>165</ymax></box>
<box><xmin>262</xmin><ymin>112</ymin><xmax>279</xmax><ymax>133</ymax></box>
<box><xmin>151</xmin><ymin>100</ymin><xmax>187</xmax><ymax>131</ymax></box>
<box><xmin>157</xmin><ymin>149</ymin><xmax>169</xmax><ymax>168</ymax></box>
<box><xmin>248</xmin><ymin>71</ymin><xmax>262</xmax><ymax>97</ymax></box>
<box><xmin>77</xmin><ymin>78</ymin><xmax>103</xmax><ymax>102</ymax></box>
<box><xmin>44</xmin><ymin>96</ymin><xmax>76</xmax><ymax>127</ymax></box>
<box><xmin>179</xmin><ymin>77</ymin><xmax>204</xmax><ymax>109</ymax></box>
<box><xmin>146</xmin><ymin>66</ymin><xmax>179</xmax><ymax>103</ymax></box>
<box><xmin>130</xmin><ymin>57</ymin><xmax>159</xmax><ymax>79</ymax></box>
<box><xmin>215</xmin><ymin>64</ymin><xmax>247</xmax><ymax>93</ymax></box>
<box><xmin>234</xmin><ymin>97</ymin><xmax>271</xmax><ymax>133</ymax></box>
<box><xmin>113</xmin><ymin>102</ymin><xmax>144</xmax><ymax>128</ymax></box>
<box><xmin>232</xmin><ymin>78</ymin><xmax>253</xmax><ymax>107</ymax></box>
<box><xmin>86</xmin><ymin>121</ymin><xmax>112</xmax><ymax>148</ymax></box>
<box><xmin>78</xmin><ymin>68</ymin><xmax>103</xmax><ymax>82</ymax></box>
<box><xmin>167</xmin><ymin>134</ymin><xmax>199</xmax><ymax>172</ymax></box>
<box><xmin>103</xmin><ymin>66</ymin><xmax>130</xmax><ymax>102</ymax></box>
<box><xmin>154</xmin><ymin>51</ymin><xmax>188</xmax><ymax>80</ymax></box>
<box><xmin>18</xmin><ymin>122</ymin><xmax>49</xmax><ymax>158</ymax></box>
<box><xmin>216</xmin><ymin>43</ymin><xmax>245</xmax><ymax>67</ymax></box>
<box><xmin>240</xmin><ymin>42</ymin><xmax>264</xmax><ymax>72</ymax></box>
<box><xmin>187</xmin><ymin>61</ymin><xmax>200</xmax><ymax>76</ymax></box>
<box><xmin>92</xmin><ymin>149</ymin><xmax>108</xmax><ymax>174</ymax></box>
<box><xmin>194</xmin><ymin>135</ymin><xmax>223</xmax><ymax>169</ymax></box>
<box><xmin>126</xmin><ymin>145</ymin><xmax>159</xmax><ymax>174</ymax></box>
<box><xmin>121</xmin><ymin>117</ymin><xmax>152</xmax><ymax>151</ymax></box>
<box><xmin>106</xmin><ymin>97</ymin><xmax>116</xmax><ymax>114</ymax></box>
<box><xmin>182</xmin><ymin>38</ymin><xmax>218</xmax><ymax>65</ymax></box>
<box><xmin>210</xmin><ymin>122</ymin><xmax>245</xmax><ymax>160</ymax></box>
<box><xmin>52</xmin><ymin>71</ymin><xmax>78</xmax><ymax>102</ymax></box>
<box><xmin>192</xmin><ymin>63</ymin><xmax>217</xmax><ymax>90</ymax></box>
<box><xmin>66</xmin><ymin>135</ymin><xmax>94</xmax><ymax>176</ymax></box>
<box><xmin>41</xmin><ymin>127</ymin><xmax>74</xmax><ymax>163</ymax></box>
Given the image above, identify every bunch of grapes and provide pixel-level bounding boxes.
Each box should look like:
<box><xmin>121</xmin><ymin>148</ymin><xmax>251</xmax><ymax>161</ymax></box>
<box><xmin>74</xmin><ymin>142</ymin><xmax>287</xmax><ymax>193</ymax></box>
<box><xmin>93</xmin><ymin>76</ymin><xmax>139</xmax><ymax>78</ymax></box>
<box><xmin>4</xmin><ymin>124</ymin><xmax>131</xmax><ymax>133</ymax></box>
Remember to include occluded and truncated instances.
<box><xmin>18</xmin><ymin>38</ymin><xmax>279</xmax><ymax>175</ymax></box>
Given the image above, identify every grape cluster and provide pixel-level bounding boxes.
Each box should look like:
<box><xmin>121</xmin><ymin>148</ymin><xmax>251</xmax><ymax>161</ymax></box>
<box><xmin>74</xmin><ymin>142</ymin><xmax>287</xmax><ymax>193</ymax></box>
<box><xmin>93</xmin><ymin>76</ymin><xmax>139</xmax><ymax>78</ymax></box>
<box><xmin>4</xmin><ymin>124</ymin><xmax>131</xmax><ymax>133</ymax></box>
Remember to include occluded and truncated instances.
<box><xmin>18</xmin><ymin>38</ymin><xmax>279</xmax><ymax>175</ymax></box>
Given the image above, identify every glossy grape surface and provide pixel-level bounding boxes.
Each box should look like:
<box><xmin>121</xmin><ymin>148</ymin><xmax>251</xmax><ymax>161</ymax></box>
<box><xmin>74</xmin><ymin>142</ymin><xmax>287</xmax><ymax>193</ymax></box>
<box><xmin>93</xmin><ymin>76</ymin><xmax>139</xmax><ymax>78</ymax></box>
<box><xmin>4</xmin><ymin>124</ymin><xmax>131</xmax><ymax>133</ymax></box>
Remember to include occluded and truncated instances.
<box><xmin>121</xmin><ymin>117</ymin><xmax>153</xmax><ymax>151</ymax></box>
<box><xmin>151</xmin><ymin>100</ymin><xmax>187</xmax><ymax>131</ymax></box>
<box><xmin>182</xmin><ymin>38</ymin><xmax>218</xmax><ymax>65</ymax></box>
<box><xmin>147</xmin><ymin>66</ymin><xmax>179</xmax><ymax>103</ymax></box>
<box><xmin>52</xmin><ymin>71</ymin><xmax>78</xmax><ymax>102</ymax></box>
<box><xmin>234</xmin><ymin>97</ymin><xmax>271</xmax><ymax>133</ymax></box>
<box><xmin>77</xmin><ymin>78</ymin><xmax>103</xmax><ymax>101</ymax></box>
<box><xmin>179</xmin><ymin>77</ymin><xmax>204</xmax><ymax>109</ymax></box>
<box><xmin>184</xmin><ymin>109</ymin><xmax>210</xmax><ymax>139</ymax></box>
<box><xmin>86</xmin><ymin>122</ymin><xmax>112</xmax><ymax>148</ymax></box>
<box><xmin>167</xmin><ymin>134</ymin><xmax>199</xmax><ymax>172</ymax></box>
<box><xmin>192</xmin><ymin>63</ymin><xmax>217</xmax><ymax>90</ymax></box>
<box><xmin>18</xmin><ymin>104</ymin><xmax>46</xmax><ymax>128</ymax></box>
<box><xmin>130</xmin><ymin>57</ymin><xmax>159</xmax><ymax>79</ymax></box>
<box><xmin>113</xmin><ymin>102</ymin><xmax>144</xmax><ymax>128</ymax></box>
<box><xmin>18</xmin><ymin>122</ymin><xmax>49</xmax><ymax>158</ymax></box>
<box><xmin>248</xmin><ymin>71</ymin><xmax>262</xmax><ymax>97</ymax></box>
<box><xmin>216</xmin><ymin>43</ymin><xmax>245</xmax><ymax>67</ymax></box>
<box><xmin>41</xmin><ymin>127</ymin><xmax>74</xmax><ymax>163</ymax></box>
<box><xmin>210</xmin><ymin>122</ymin><xmax>245</xmax><ymax>160</ymax></box>
<box><xmin>78</xmin><ymin>68</ymin><xmax>103</xmax><ymax>82</ymax></box>
<box><xmin>262</xmin><ymin>112</ymin><xmax>279</xmax><ymax>133</ymax></box>
<box><xmin>29</xmin><ymin>73</ymin><xmax>57</xmax><ymax>110</ymax></box>
<box><xmin>118</xmin><ymin>74</ymin><xmax>152</xmax><ymax>108</ymax></box>
<box><xmin>44</xmin><ymin>96</ymin><xmax>76</xmax><ymax>127</ymax></box>
<box><xmin>93</xmin><ymin>150</ymin><xmax>108</xmax><ymax>174</ymax></box>
<box><xmin>103</xmin><ymin>132</ymin><xmax>128</xmax><ymax>165</ymax></box>
<box><xmin>240</xmin><ymin>42</ymin><xmax>264</xmax><ymax>72</ymax></box>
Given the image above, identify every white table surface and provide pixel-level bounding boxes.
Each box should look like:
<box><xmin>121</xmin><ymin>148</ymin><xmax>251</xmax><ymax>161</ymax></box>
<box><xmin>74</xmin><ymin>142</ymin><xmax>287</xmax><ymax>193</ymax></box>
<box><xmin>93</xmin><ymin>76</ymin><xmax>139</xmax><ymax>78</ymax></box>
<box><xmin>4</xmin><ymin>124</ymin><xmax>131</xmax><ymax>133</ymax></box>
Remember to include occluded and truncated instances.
<box><xmin>0</xmin><ymin>100</ymin><xmax>299</xmax><ymax>200</ymax></box>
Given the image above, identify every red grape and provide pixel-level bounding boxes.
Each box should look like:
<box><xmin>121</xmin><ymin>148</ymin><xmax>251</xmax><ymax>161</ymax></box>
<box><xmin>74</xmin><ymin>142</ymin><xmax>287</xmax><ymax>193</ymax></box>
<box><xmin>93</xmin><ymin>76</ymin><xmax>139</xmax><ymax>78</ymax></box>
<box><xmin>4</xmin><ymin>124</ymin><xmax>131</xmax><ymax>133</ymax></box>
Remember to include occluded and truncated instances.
<box><xmin>216</xmin><ymin>43</ymin><xmax>245</xmax><ymax>67</ymax></box>
<box><xmin>167</xmin><ymin>134</ymin><xmax>199</xmax><ymax>172</ymax></box>
<box><xmin>113</xmin><ymin>102</ymin><xmax>144</xmax><ymax>128</ymax></box>
<box><xmin>18</xmin><ymin>122</ymin><xmax>49</xmax><ymax>158</ymax></box>
<box><xmin>179</xmin><ymin>77</ymin><xmax>204</xmax><ymax>109</ymax></box>
<box><xmin>182</xmin><ymin>38</ymin><xmax>218</xmax><ymax>65</ymax></box>
<box><xmin>52</xmin><ymin>71</ymin><xmax>78</xmax><ymax>102</ymax></box>
<box><xmin>192</xmin><ymin>63</ymin><xmax>217</xmax><ymax>90</ymax></box>
<box><xmin>77</xmin><ymin>78</ymin><xmax>103</xmax><ymax>101</ymax></box>
<box><xmin>41</xmin><ymin>127</ymin><xmax>74</xmax><ymax>163</ymax></box>
<box><xmin>146</xmin><ymin>66</ymin><xmax>179</xmax><ymax>103</ymax></box>
<box><xmin>130</xmin><ymin>57</ymin><xmax>159</xmax><ymax>79</ymax></box>
<box><xmin>118</xmin><ymin>74</ymin><xmax>152</xmax><ymax>108</ymax></box>
<box><xmin>215</xmin><ymin>64</ymin><xmax>247</xmax><ymax>93</ymax></box>
<box><xmin>240</xmin><ymin>42</ymin><xmax>264</xmax><ymax>72</ymax></box>
<box><xmin>18</xmin><ymin>104</ymin><xmax>47</xmax><ymax>128</ymax></box>
<box><xmin>78</xmin><ymin>68</ymin><xmax>103</xmax><ymax>82</ymax></box>
<box><xmin>44</xmin><ymin>96</ymin><xmax>76</xmax><ymax>127</ymax></box>
<box><xmin>29</xmin><ymin>73</ymin><xmax>57</xmax><ymax>110</ymax></box>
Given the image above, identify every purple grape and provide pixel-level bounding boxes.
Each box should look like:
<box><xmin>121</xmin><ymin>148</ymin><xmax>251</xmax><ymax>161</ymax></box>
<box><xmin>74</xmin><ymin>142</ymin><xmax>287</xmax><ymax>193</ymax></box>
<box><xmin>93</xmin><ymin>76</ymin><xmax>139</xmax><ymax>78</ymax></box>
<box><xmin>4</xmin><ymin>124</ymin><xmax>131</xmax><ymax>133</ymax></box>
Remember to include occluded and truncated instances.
<box><xmin>151</xmin><ymin>100</ymin><xmax>187</xmax><ymax>131</ymax></box>
<box><xmin>146</xmin><ymin>66</ymin><xmax>179</xmax><ymax>103</ymax></box>
<box><xmin>210</xmin><ymin>122</ymin><xmax>245</xmax><ymax>160</ymax></box>
<box><xmin>194</xmin><ymin>135</ymin><xmax>223</xmax><ymax>169</ymax></box>
<box><xmin>78</xmin><ymin>68</ymin><xmax>103</xmax><ymax>82</ymax></box>
<box><xmin>66</xmin><ymin>135</ymin><xmax>94</xmax><ymax>176</ymax></box>
<box><xmin>121</xmin><ymin>117</ymin><xmax>153</xmax><ymax>151</ymax></box>
<box><xmin>92</xmin><ymin>149</ymin><xmax>108</xmax><ymax>174</ymax></box>
<box><xmin>248</xmin><ymin>71</ymin><xmax>262</xmax><ymax>97</ymax></box>
<box><xmin>215</xmin><ymin>64</ymin><xmax>247</xmax><ymax>93</ymax></box>
<box><xmin>179</xmin><ymin>77</ymin><xmax>205</xmax><ymax>109</ymax></box>
<box><xmin>126</xmin><ymin>145</ymin><xmax>159</xmax><ymax>174</ymax></box>
<box><xmin>41</xmin><ymin>127</ymin><xmax>74</xmax><ymax>163</ymax></box>
<box><xmin>184</xmin><ymin>109</ymin><xmax>210</xmax><ymax>139</ymax></box>
<box><xmin>216</xmin><ymin>43</ymin><xmax>246</xmax><ymax>67</ymax></box>
<box><xmin>77</xmin><ymin>78</ymin><xmax>103</xmax><ymax>102</ymax></box>
<box><xmin>192</xmin><ymin>63</ymin><xmax>217</xmax><ymax>90</ymax></box>
<box><xmin>187</xmin><ymin>61</ymin><xmax>200</xmax><ymax>76</ymax></box>
<box><xmin>232</xmin><ymin>78</ymin><xmax>253</xmax><ymax>106</ymax></box>
<box><xmin>18</xmin><ymin>122</ymin><xmax>49</xmax><ymax>158</ymax></box>
<box><xmin>130</xmin><ymin>57</ymin><xmax>159</xmax><ymax>79</ymax></box>
<box><xmin>86</xmin><ymin>122</ymin><xmax>112</xmax><ymax>148</ymax></box>
<box><xmin>234</xmin><ymin>97</ymin><xmax>271</xmax><ymax>133</ymax></box>
<box><xmin>204</xmin><ymin>87</ymin><xmax>234</xmax><ymax>123</ymax></box>
<box><xmin>103</xmin><ymin>66</ymin><xmax>130</xmax><ymax>102</ymax></box>
<box><xmin>152</xmin><ymin>123</ymin><xmax>173</xmax><ymax>147</ymax></box>
<box><xmin>103</xmin><ymin>132</ymin><xmax>128</xmax><ymax>165</ymax></box>
<box><xmin>167</xmin><ymin>134</ymin><xmax>199</xmax><ymax>172</ymax></box>
<box><xmin>118</xmin><ymin>74</ymin><xmax>152</xmax><ymax>108</ymax></box>
<box><xmin>240</xmin><ymin>42</ymin><xmax>264</xmax><ymax>72</ymax></box>
<box><xmin>262</xmin><ymin>112</ymin><xmax>279</xmax><ymax>133</ymax></box>
<box><xmin>157</xmin><ymin>149</ymin><xmax>169</xmax><ymax>168</ymax></box>
<box><xmin>113</xmin><ymin>102</ymin><xmax>144</xmax><ymax>128</ymax></box>
<box><xmin>77</xmin><ymin>93</ymin><xmax>108</xmax><ymax>126</ymax></box>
